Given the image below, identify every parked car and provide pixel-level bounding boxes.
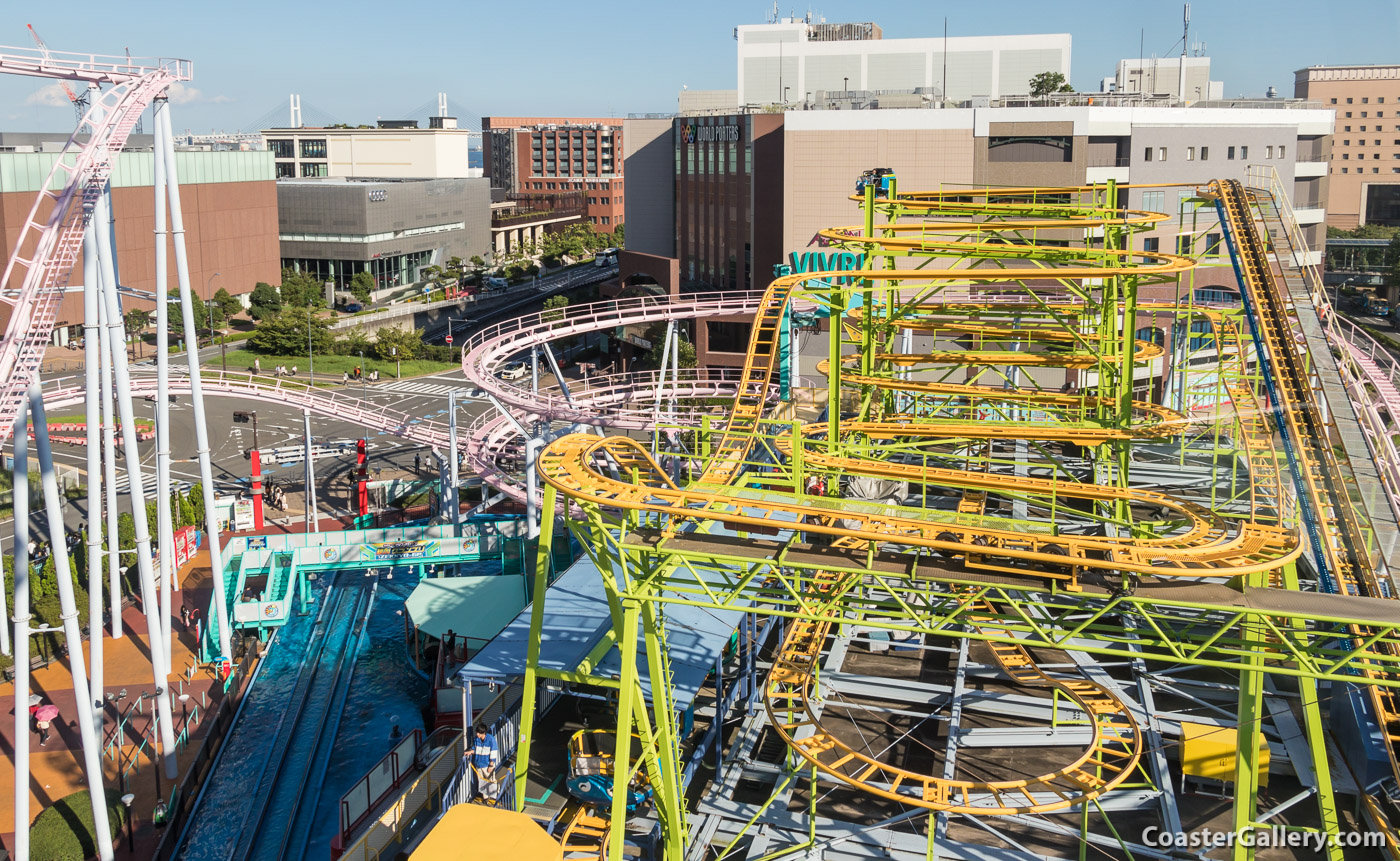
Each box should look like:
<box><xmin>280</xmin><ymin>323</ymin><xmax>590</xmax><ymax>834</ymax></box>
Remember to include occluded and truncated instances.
<box><xmin>498</xmin><ymin>361</ymin><xmax>528</xmax><ymax>381</ymax></box>
<box><xmin>484</xmin><ymin>276</ymin><xmax>509</xmax><ymax>290</ymax></box>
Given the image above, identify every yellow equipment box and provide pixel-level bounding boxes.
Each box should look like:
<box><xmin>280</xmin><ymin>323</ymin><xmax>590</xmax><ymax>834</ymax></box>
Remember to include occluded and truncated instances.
<box><xmin>1180</xmin><ymin>721</ymin><xmax>1270</xmax><ymax>787</ymax></box>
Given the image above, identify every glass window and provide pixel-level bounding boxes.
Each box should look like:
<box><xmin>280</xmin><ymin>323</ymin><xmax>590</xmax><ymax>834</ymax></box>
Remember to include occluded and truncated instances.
<box><xmin>1266</xmin><ymin>146</ymin><xmax>1273</xmax><ymax>158</ymax></box>
<box><xmin>1186</xmin><ymin>147</ymin><xmax>1195</xmax><ymax>161</ymax></box>
<box><xmin>1376</xmin><ymin>167</ymin><xmax>1382</xmax><ymax>173</ymax></box>
<box><xmin>1144</xmin><ymin>147</ymin><xmax>1153</xmax><ymax>162</ymax></box>
<box><xmin>1200</xmin><ymin>146</ymin><xmax>1209</xmax><ymax>160</ymax></box>
<box><xmin>1205</xmin><ymin>232</ymin><xmax>1222</xmax><ymax>257</ymax></box>
<box><xmin>269</xmin><ymin>139</ymin><xmax>294</xmax><ymax>159</ymax></box>
<box><xmin>299</xmin><ymin>139</ymin><xmax>327</xmax><ymax>159</ymax></box>
<box><xmin>1348</xmin><ymin>98</ymin><xmax>1354</xmax><ymax>103</ymax></box>
<box><xmin>1240</xmin><ymin>145</ymin><xmax>1248</xmax><ymax>158</ymax></box>
<box><xmin>1331</xmin><ymin>98</ymin><xmax>1337</xmax><ymax>104</ymax></box>
<box><xmin>1134</xmin><ymin>326</ymin><xmax>1165</xmax><ymax>346</ymax></box>
<box><xmin>1142</xmin><ymin>190</ymin><xmax>1166</xmax><ymax>213</ymax></box>
<box><xmin>1176</xmin><ymin>235</ymin><xmax>1192</xmax><ymax>255</ymax></box>
<box><xmin>1227</xmin><ymin>146</ymin><xmax>1236</xmax><ymax>160</ymax></box>
<box><xmin>1143</xmin><ymin>236</ymin><xmax>1160</xmax><ymax>252</ymax></box>
<box><xmin>1158</xmin><ymin>147</ymin><xmax>1167</xmax><ymax>161</ymax></box>
<box><xmin>300</xmin><ymin>162</ymin><xmax>327</xmax><ymax>177</ymax></box>
<box><xmin>275</xmin><ymin>162</ymin><xmax>295</xmax><ymax>179</ymax></box>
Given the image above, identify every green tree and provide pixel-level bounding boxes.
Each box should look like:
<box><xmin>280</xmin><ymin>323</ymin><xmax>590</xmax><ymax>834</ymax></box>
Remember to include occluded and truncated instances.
<box><xmin>248</xmin><ymin>282</ymin><xmax>282</xmax><ymax>321</ymax></box>
<box><xmin>1029</xmin><ymin>71</ymin><xmax>1074</xmax><ymax>97</ymax></box>
<box><xmin>168</xmin><ymin>289</ymin><xmax>225</xmax><ymax>340</ymax></box>
<box><xmin>349</xmin><ymin>271</ymin><xmax>375</xmax><ymax>304</ymax></box>
<box><xmin>123</xmin><ymin>309</ymin><xmax>151</xmax><ymax>338</ymax></box>
<box><xmin>374</xmin><ymin>325</ymin><xmax>423</xmax><ymax>361</ymax></box>
<box><xmin>279</xmin><ymin>268</ymin><xmax>326</xmax><ymax>309</ymax></box>
<box><xmin>541</xmin><ymin>294</ymin><xmax>570</xmax><ymax>325</ymax></box>
<box><xmin>248</xmin><ymin>308</ymin><xmax>333</xmax><ymax>355</ymax></box>
<box><xmin>468</xmin><ymin>255</ymin><xmax>487</xmax><ymax>284</ymax></box>
<box><xmin>445</xmin><ymin>256</ymin><xmax>467</xmax><ymax>285</ymax></box>
<box><xmin>614</xmin><ymin>222</ymin><xmax>626</xmax><ymax>248</ymax></box>
<box><xmin>339</xmin><ymin>327</ymin><xmax>373</xmax><ymax>358</ymax></box>
<box><xmin>213</xmin><ymin>287</ymin><xmax>243</xmax><ymax>320</ymax></box>
<box><xmin>1387</xmin><ymin>233</ymin><xmax>1400</xmax><ymax>291</ymax></box>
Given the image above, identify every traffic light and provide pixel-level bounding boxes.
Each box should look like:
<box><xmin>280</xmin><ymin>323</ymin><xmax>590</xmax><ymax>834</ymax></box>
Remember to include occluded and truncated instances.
<box><xmin>233</xmin><ymin>411</ymin><xmax>250</xmax><ymax>424</ymax></box>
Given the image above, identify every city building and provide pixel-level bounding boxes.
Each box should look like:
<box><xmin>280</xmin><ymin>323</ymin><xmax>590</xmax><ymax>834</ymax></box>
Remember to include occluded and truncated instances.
<box><xmin>735</xmin><ymin>16</ymin><xmax>1071</xmax><ymax>107</ymax></box>
<box><xmin>491</xmin><ymin>192</ymin><xmax>587</xmax><ymax>257</ymax></box>
<box><xmin>481</xmin><ymin>116</ymin><xmax>625</xmax><ymax>232</ymax></box>
<box><xmin>1100</xmin><ymin>56</ymin><xmax>1223</xmax><ymax>101</ymax></box>
<box><xmin>278</xmin><ymin>176</ymin><xmax>491</xmax><ymax>290</ymax></box>
<box><xmin>260</xmin><ymin>118</ymin><xmax>478</xmax><ymax>180</ymax></box>
<box><xmin>1294</xmin><ymin>64</ymin><xmax>1400</xmax><ymax>229</ymax></box>
<box><xmin>0</xmin><ymin>141</ymin><xmax>279</xmax><ymax>344</ymax></box>
<box><xmin>626</xmin><ymin>102</ymin><xmax>1332</xmax><ymax>367</ymax></box>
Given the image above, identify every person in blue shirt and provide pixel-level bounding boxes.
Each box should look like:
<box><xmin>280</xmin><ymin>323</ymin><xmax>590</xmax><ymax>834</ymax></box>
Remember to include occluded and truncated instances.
<box><xmin>470</xmin><ymin>724</ymin><xmax>501</xmax><ymax>802</ymax></box>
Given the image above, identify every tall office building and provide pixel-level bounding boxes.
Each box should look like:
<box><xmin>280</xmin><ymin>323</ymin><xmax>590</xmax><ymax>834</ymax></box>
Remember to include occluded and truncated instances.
<box><xmin>1295</xmin><ymin>64</ymin><xmax>1400</xmax><ymax>229</ymax></box>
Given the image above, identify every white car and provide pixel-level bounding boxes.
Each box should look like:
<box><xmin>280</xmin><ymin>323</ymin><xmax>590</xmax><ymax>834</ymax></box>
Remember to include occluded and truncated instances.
<box><xmin>498</xmin><ymin>361</ymin><xmax>528</xmax><ymax>381</ymax></box>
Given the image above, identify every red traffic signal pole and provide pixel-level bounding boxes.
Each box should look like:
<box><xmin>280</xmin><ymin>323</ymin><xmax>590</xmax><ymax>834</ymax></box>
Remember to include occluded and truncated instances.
<box><xmin>356</xmin><ymin>439</ymin><xmax>369</xmax><ymax>516</ymax></box>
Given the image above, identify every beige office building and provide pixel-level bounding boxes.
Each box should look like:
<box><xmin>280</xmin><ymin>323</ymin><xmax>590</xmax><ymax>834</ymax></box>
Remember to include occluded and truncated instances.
<box><xmin>1295</xmin><ymin>64</ymin><xmax>1400</xmax><ymax>229</ymax></box>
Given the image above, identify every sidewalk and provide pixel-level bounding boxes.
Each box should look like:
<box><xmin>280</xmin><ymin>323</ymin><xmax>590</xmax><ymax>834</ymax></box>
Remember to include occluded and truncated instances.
<box><xmin>0</xmin><ymin>550</ymin><xmax>225</xmax><ymax>857</ymax></box>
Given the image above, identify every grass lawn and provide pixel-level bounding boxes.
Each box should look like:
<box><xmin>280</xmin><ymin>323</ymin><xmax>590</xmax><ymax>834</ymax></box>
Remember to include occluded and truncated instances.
<box><xmin>209</xmin><ymin>348</ymin><xmax>459</xmax><ymax>380</ymax></box>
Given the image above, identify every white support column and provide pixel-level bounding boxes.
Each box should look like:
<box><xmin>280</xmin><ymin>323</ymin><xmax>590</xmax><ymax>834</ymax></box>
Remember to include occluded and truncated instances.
<box><xmin>98</xmin><ymin>273</ymin><xmax>121</xmax><ymax>639</ymax></box>
<box><xmin>11</xmin><ymin>402</ymin><xmax>30</xmax><ymax>861</ymax></box>
<box><xmin>153</xmin><ymin>96</ymin><xmax>176</xmax><ymax>669</ymax></box>
<box><xmin>82</xmin><ymin>222</ymin><xmax>103</xmax><ymax>729</ymax></box>
<box><xmin>651</xmin><ymin>320</ymin><xmax>675</xmax><ymax>458</ymax></box>
<box><xmin>448</xmin><ymin>393</ymin><xmax>461</xmax><ymax>537</ymax></box>
<box><xmin>94</xmin><ymin>187</ymin><xmax>179</xmax><ymax>781</ymax></box>
<box><xmin>28</xmin><ymin>384</ymin><xmax>114</xmax><ymax>860</ymax></box>
<box><xmin>157</xmin><ymin>103</ymin><xmax>232</xmax><ymax>661</ymax></box>
<box><xmin>525</xmin><ymin>438</ymin><xmax>543</xmax><ymax>540</ymax></box>
<box><xmin>303</xmin><ymin>410</ymin><xmax>318</xmax><ymax>534</ymax></box>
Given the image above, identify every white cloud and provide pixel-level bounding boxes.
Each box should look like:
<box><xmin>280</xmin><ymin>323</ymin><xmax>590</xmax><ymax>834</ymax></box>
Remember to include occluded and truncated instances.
<box><xmin>24</xmin><ymin>83</ymin><xmax>71</xmax><ymax>108</ymax></box>
<box><xmin>167</xmin><ymin>83</ymin><xmax>202</xmax><ymax>105</ymax></box>
<box><xmin>165</xmin><ymin>84</ymin><xmax>234</xmax><ymax>106</ymax></box>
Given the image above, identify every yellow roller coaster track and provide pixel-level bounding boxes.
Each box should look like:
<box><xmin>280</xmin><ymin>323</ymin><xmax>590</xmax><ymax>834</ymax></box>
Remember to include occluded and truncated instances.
<box><xmin>538</xmin><ymin>182</ymin><xmax>1306</xmax><ymax>816</ymax></box>
<box><xmin>1210</xmin><ymin>179</ymin><xmax>1400</xmax><ymax>796</ymax></box>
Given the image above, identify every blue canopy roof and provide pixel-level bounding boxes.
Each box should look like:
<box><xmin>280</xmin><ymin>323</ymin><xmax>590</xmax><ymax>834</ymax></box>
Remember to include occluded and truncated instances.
<box><xmin>457</xmin><ymin>556</ymin><xmax>746</xmax><ymax>712</ymax></box>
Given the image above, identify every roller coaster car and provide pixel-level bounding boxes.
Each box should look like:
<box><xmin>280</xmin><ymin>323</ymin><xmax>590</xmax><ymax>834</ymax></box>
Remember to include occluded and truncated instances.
<box><xmin>855</xmin><ymin>167</ymin><xmax>895</xmax><ymax>198</ymax></box>
<box><xmin>566</xmin><ymin>729</ymin><xmax>653</xmax><ymax>813</ymax></box>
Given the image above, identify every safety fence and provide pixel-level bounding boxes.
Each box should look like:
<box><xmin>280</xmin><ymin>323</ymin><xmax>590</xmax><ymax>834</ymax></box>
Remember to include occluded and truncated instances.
<box><xmin>148</xmin><ymin>645</ymin><xmax>258</xmax><ymax>861</ymax></box>
<box><xmin>330</xmin><ymin>728</ymin><xmax>463</xmax><ymax>861</ymax></box>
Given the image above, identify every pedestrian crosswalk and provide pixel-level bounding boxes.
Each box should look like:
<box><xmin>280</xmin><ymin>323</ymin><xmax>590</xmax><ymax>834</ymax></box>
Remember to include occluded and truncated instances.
<box><xmin>368</xmin><ymin>380</ymin><xmax>481</xmax><ymax>399</ymax></box>
<box><xmin>107</xmin><ymin>475</ymin><xmax>190</xmax><ymax>497</ymax></box>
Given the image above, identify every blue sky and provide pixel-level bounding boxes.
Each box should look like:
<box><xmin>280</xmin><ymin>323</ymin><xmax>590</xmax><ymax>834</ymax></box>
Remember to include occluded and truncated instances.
<box><xmin>4</xmin><ymin>0</ymin><xmax>1399</xmax><ymax>133</ymax></box>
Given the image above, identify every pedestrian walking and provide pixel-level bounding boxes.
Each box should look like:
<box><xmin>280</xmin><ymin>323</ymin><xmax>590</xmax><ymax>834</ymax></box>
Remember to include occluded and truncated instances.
<box><xmin>469</xmin><ymin>724</ymin><xmax>500</xmax><ymax>802</ymax></box>
<box><xmin>31</xmin><ymin>701</ymin><xmax>57</xmax><ymax>747</ymax></box>
<box><xmin>180</xmin><ymin>604</ymin><xmax>191</xmax><ymax>630</ymax></box>
<box><xmin>191</xmin><ymin>606</ymin><xmax>202</xmax><ymax>645</ymax></box>
<box><xmin>253</xmin><ymin>358</ymin><xmax>261</xmax><ymax>374</ymax></box>
<box><xmin>413</xmin><ymin>453</ymin><xmax>421</xmax><ymax>475</ymax></box>
<box><xmin>291</xmin><ymin>365</ymin><xmax>298</xmax><ymax>377</ymax></box>
<box><xmin>343</xmin><ymin>371</ymin><xmax>351</xmax><ymax>385</ymax></box>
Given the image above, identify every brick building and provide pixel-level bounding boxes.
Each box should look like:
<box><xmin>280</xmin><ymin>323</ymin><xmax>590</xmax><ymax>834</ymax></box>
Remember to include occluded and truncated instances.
<box><xmin>482</xmin><ymin>116</ymin><xmax>625</xmax><ymax>233</ymax></box>
<box><xmin>0</xmin><ymin>144</ymin><xmax>280</xmax><ymax>344</ymax></box>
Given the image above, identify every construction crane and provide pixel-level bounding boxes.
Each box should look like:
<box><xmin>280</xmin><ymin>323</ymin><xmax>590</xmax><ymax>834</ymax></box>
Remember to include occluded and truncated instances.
<box><xmin>26</xmin><ymin>24</ymin><xmax>90</xmax><ymax>129</ymax></box>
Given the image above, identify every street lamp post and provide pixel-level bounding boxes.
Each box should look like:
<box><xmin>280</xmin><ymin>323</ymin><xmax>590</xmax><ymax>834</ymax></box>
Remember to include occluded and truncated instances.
<box><xmin>308</xmin><ymin>303</ymin><xmax>315</xmax><ymax>387</ymax></box>
<box><xmin>121</xmin><ymin>792</ymin><xmax>136</xmax><ymax>852</ymax></box>
<box><xmin>359</xmin><ymin>350</ymin><xmax>366</xmax><ymax>401</ymax></box>
<box><xmin>206</xmin><ymin>272</ymin><xmax>223</xmax><ymax>374</ymax></box>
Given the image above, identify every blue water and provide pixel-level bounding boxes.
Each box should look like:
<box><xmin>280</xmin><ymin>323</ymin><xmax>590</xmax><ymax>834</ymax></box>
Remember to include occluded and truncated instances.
<box><xmin>176</xmin><ymin>577</ymin><xmax>334</xmax><ymax>861</ymax></box>
<box><xmin>178</xmin><ymin>558</ymin><xmax>502</xmax><ymax>861</ymax></box>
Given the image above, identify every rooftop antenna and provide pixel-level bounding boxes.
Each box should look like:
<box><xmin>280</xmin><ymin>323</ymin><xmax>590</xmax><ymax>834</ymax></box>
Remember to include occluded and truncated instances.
<box><xmin>1179</xmin><ymin>3</ymin><xmax>1190</xmax><ymax>101</ymax></box>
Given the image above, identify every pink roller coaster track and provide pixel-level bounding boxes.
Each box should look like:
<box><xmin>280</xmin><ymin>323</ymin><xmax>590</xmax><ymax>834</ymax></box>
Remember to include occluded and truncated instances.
<box><xmin>0</xmin><ymin>48</ymin><xmax>190</xmax><ymax>441</ymax></box>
